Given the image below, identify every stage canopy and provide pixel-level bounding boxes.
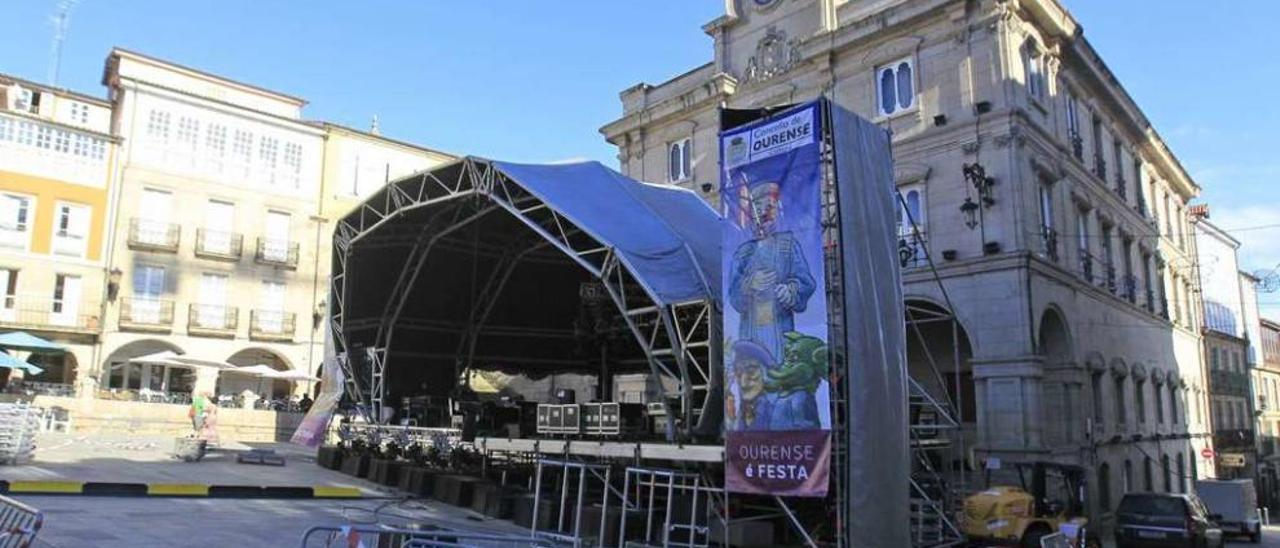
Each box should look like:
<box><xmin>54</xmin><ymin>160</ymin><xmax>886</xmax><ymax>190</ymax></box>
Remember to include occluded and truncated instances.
<box><xmin>331</xmin><ymin>158</ymin><xmax>719</xmax><ymax>419</ymax></box>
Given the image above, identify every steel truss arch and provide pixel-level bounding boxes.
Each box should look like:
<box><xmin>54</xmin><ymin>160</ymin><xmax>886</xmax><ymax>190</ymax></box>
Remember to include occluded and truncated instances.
<box><xmin>329</xmin><ymin>157</ymin><xmax>716</xmax><ymax>439</ymax></box>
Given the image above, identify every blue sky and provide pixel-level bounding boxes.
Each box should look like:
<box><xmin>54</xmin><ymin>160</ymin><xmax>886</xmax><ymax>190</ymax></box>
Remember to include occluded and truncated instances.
<box><xmin>1</xmin><ymin>1</ymin><xmax>1277</xmax><ymax>315</ymax></box>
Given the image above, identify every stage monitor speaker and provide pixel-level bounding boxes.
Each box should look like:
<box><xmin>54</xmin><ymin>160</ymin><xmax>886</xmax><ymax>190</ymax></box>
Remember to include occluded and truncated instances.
<box><xmin>555</xmin><ymin>389</ymin><xmax>576</xmax><ymax>404</ymax></box>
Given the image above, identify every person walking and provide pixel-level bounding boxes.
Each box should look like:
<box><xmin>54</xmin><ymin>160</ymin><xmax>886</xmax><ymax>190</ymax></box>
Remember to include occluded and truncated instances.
<box><xmin>189</xmin><ymin>391</ymin><xmax>208</xmax><ymax>432</ymax></box>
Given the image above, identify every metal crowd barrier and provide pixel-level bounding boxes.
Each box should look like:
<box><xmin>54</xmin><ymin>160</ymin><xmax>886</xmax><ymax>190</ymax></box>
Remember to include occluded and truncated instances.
<box><xmin>0</xmin><ymin>494</ymin><xmax>42</xmax><ymax>548</ymax></box>
<box><xmin>298</xmin><ymin>524</ymin><xmax>558</xmax><ymax>548</ymax></box>
<box><xmin>346</xmin><ymin>424</ymin><xmax>464</xmax><ymax>451</ymax></box>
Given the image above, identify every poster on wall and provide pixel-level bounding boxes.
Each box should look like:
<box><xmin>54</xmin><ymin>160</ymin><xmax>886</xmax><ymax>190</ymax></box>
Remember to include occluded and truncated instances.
<box><xmin>720</xmin><ymin>101</ymin><xmax>831</xmax><ymax>497</ymax></box>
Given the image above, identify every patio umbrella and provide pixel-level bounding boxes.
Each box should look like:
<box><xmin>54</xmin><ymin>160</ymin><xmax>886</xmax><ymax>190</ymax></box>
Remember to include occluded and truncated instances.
<box><xmin>229</xmin><ymin>364</ymin><xmax>279</xmax><ymax>376</ymax></box>
<box><xmin>0</xmin><ymin>353</ymin><xmax>44</xmax><ymax>375</ymax></box>
<box><xmin>0</xmin><ymin>331</ymin><xmax>65</xmax><ymax>354</ymax></box>
<box><xmin>262</xmin><ymin>369</ymin><xmax>319</xmax><ymax>382</ymax></box>
<box><xmin>171</xmin><ymin>356</ymin><xmax>237</xmax><ymax>370</ymax></box>
<box><xmin>129</xmin><ymin>350</ymin><xmax>188</xmax><ymax>367</ymax></box>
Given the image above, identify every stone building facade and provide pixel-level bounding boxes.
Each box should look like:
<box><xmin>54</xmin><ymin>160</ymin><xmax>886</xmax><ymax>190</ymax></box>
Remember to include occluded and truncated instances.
<box><xmin>601</xmin><ymin>0</ymin><xmax>1211</xmax><ymax>522</ymax></box>
<box><xmin>1259</xmin><ymin>318</ymin><xmax>1280</xmax><ymax>505</ymax></box>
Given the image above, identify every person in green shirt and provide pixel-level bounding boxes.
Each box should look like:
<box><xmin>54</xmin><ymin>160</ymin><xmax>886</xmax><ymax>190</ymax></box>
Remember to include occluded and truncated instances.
<box><xmin>190</xmin><ymin>392</ymin><xmax>207</xmax><ymax>432</ymax></box>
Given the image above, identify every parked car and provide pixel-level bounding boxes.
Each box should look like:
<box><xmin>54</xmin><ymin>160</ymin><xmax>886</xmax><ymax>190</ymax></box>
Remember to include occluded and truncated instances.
<box><xmin>1115</xmin><ymin>492</ymin><xmax>1224</xmax><ymax>548</ymax></box>
<box><xmin>1194</xmin><ymin>479</ymin><xmax>1261</xmax><ymax>543</ymax></box>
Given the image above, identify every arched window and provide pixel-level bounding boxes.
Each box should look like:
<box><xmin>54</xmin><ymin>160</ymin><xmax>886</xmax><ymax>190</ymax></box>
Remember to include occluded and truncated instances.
<box><xmin>667</xmin><ymin>138</ymin><xmax>691</xmax><ymax>183</ymax></box>
<box><xmin>1098</xmin><ymin>463</ymin><xmax>1113</xmax><ymax>511</ymax></box>
<box><xmin>1143</xmin><ymin>456</ymin><xmax>1154</xmax><ymax>491</ymax></box>
<box><xmin>876</xmin><ymin>58</ymin><xmax>915</xmax><ymax>117</ymax></box>
<box><xmin>1176</xmin><ymin>453</ymin><xmax>1187</xmax><ymax>493</ymax></box>
<box><xmin>1162</xmin><ymin>454</ymin><xmax>1172</xmax><ymax>492</ymax></box>
<box><xmin>1024</xmin><ymin>39</ymin><xmax>1046</xmax><ymax>100</ymax></box>
<box><xmin>896</xmin><ymin>186</ymin><xmax>927</xmax><ymax>268</ymax></box>
<box><xmin>1123</xmin><ymin>459</ymin><xmax>1133</xmax><ymax>492</ymax></box>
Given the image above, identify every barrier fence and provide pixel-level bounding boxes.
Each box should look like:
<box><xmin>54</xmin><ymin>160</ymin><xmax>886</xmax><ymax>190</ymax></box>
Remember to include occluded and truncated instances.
<box><xmin>0</xmin><ymin>494</ymin><xmax>42</xmax><ymax>548</ymax></box>
<box><xmin>298</xmin><ymin>524</ymin><xmax>557</xmax><ymax>548</ymax></box>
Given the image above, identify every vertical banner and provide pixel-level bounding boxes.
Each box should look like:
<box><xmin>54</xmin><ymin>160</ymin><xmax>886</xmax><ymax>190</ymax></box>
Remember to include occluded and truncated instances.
<box><xmin>721</xmin><ymin>102</ymin><xmax>830</xmax><ymax>497</ymax></box>
<box><xmin>291</xmin><ymin>354</ymin><xmax>345</xmax><ymax>448</ymax></box>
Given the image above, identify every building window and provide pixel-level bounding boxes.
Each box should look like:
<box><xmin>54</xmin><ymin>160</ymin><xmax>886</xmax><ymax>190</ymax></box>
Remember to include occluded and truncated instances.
<box><xmin>897</xmin><ymin>186</ymin><xmax>926</xmax><ymax>268</ymax></box>
<box><xmin>1092</xmin><ymin>116</ymin><xmax>1106</xmax><ymax>179</ymax></box>
<box><xmin>1154</xmin><ymin>381</ymin><xmax>1164</xmax><ymax>424</ymax></box>
<box><xmin>1038</xmin><ymin>185</ymin><xmax>1057</xmax><ymax>261</ymax></box>
<box><xmin>1113</xmin><ymin>142</ymin><xmax>1127</xmax><ymax>198</ymax></box>
<box><xmin>258</xmin><ymin>137</ymin><xmax>279</xmax><ymax>184</ymax></box>
<box><xmin>51</xmin><ymin>202</ymin><xmax>90</xmax><ymax>258</ymax></box>
<box><xmin>206</xmin><ymin>123</ymin><xmax>227</xmax><ymax>172</ymax></box>
<box><xmin>668</xmin><ymin>138</ymin><xmax>691</xmax><ymax>182</ymax></box>
<box><xmin>1176</xmin><ymin>453</ymin><xmax>1186</xmax><ymax>493</ymax></box>
<box><xmin>1170</xmin><ymin>385</ymin><xmax>1179</xmax><ymax>425</ymax></box>
<box><xmin>1135</xmin><ymin>379</ymin><xmax>1146</xmax><ymax>424</ymax></box>
<box><xmin>0</xmin><ymin>117</ymin><xmax>10</xmax><ymax>141</ymax></box>
<box><xmin>0</xmin><ymin>193</ymin><xmax>32</xmax><ymax>250</ymax></box>
<box><xmin>232</xmin><ymin>129</ymin><xmax>253</xmax><ymax>175</ymax></box>
<box><xmin>35</xmin><ymin>125</ymin><xmax>52</xmax><ymax>149</ymax></box>
<box><xmin>1066</xmin><ymin>92</ymin><xmax>1083</xmax><ymax>160</ymax></box>
<box><xmin>0</xmin><ymin>269</ymin><xmax>18</xmax><ymax>315</ymax></box>
<box><xmin>282</xmin><ymin>142</ymin><xmax>303</xmax><ymax>188</ymax></box>
<box><xmin>69</xmin><ymin>102</ymin><xmax>89</xmax><ymax>124</ymax></box>
<box><xmin>176</xmin><ymin>116</ymin><xmax>199</xmax><ymax>152</ymax></box>
<box><xmin>1143</xmin><ymin>457</ymin><xmax>1154</xmax><ymax>491</ymax></box>
<box><xmin>1115</xmin><ymin>376</ymin><xmax>1127</xmax><ymax>426</ymax></box>
<box><xmin>876</xmin><ymin>58</ymin><xmax>915</xmax><ymax>117</ymax></box>
<box><xmin>146</xmin><ymin>109</ymin><xmax>171</xmax><ymax>143</ymax></box>
<box><xmin>1098</xmin><ymin>463</ymin><xmax>1112</xmax><ymax>512</ymax></box>
<box><xmin>1123</xmin><ymin>459</ymin><xmax>1133</xmax><ymax>492</ymax></box>
<box><xmin>1023</xmin><ymin>40</ymin><xmax>1046</xmax><ymax>101</ymax></box>
<box><xmin>13</xmin><ymin>88</ymin><xmax>40</xmax><ymax>114</ymax></box>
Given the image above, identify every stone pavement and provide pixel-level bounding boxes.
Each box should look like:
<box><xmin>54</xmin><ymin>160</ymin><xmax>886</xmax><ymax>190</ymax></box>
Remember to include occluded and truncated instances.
<box><xmin>4</xmin><ymin>432</ymin><xmax>373</xmax><ymax>491</ymax></box>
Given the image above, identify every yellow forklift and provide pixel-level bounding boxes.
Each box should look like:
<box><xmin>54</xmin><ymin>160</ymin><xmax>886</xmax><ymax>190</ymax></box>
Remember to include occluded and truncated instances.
<box><xmin>961</xmin><ymin>461</ymin><xmax>1101</xmax><ymax>547</ymax></box>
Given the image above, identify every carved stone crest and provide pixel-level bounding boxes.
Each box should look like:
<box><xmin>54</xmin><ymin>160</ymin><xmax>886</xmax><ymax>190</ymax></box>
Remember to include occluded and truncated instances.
<box><xmin>743</xmin><ymin>26</ymin><xmax>801</xmax><ymax>84</ymax></box>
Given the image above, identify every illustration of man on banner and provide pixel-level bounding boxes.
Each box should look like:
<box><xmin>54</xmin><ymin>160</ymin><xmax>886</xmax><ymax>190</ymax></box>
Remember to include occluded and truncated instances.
<box><xmin>728</xmin><ymin>180</ymin><xmax>817</xmax><ymax>361</ymax></box>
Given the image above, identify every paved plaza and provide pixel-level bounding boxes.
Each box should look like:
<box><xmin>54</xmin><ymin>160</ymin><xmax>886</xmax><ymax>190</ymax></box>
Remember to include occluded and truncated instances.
<box><xmin>4</xmin><ymin>433</ymin><xmax>528</xmax><ymax>547</ymax></box>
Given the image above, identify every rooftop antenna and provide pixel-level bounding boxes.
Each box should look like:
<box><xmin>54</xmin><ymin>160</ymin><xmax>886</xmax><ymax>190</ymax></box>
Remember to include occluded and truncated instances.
<box><xmin>48</xmin><ymin>0</ymin><xmax>81</xmax><ymax>86</ymax></box>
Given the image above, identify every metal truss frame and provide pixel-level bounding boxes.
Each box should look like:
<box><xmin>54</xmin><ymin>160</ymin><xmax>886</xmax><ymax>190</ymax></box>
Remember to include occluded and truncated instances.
<box><xmin>329</xmin><ymin>157</ymin><xmax>714</xmax><ymax>438</ymax></box>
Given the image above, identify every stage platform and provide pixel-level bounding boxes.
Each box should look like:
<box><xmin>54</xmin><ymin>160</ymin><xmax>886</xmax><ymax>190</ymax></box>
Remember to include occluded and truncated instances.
<box><xmin>475</xmin><ymin>437</ymin><xmax>725</xmax><ymax>463</ymax></box>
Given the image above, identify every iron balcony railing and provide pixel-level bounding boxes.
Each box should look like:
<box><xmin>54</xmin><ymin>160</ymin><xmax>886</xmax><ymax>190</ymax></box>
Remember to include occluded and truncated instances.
<box><xmin>249</xmin><ymin>309</ymin><xmax>295</xmax><ymax>341</ymax></box>
<box><xmin>1078</xmin><ymin>249</ymin><xmax>1094</xmax><ymax>283</ymax></box>
<box><xmin>1094</xmin><ymin>155</ymin><xmax>1107</xmax><ymax>181</ymax></box>
<box><xmin>1160</xmin><ymin>297</ymin><xmax>1170</xmax><ymax>320</ymax></box>
<box><xmin>1213</xmin><ymin>428</ymin><xmax>1255</xmax><ymax>451</ymax></box>
<box><xmin>187</xmin><ymin>303</ymin><xmax>237</xmax><ymax>334</ymax></box>
<box><xmin>1070</xmin><ymin>133</ymin><xmax>1084</xmax><ymax>161</ymax></box>
<box><xmin>119</xmin><ymin>297</ymin><xmax>174</xmax><ymax>330</ymax></box>
<box><xmin>1104</xmin><ymin>263</ymin><xmax>1117</xmax><ymax>294</ymax></box>
<box><xmin>1115</xmin><ymin>175</ymin><xmax>1127</xmax><ymax>199</ymax></box>
<box><xmin>1121</xmin><ymin>274</ymin><xmax>1138</xmax><ymax>303</ymax></box>
<box><xmin>194</xmin><ymin>228</ymin><xmax>243</xmax><ymax>260</ymax></box>
<box><xmin>254</xmin><ymin>237</ymin><xmax>299</xmax><ymax>269</ymax></box>
<box><xmin>1040</xmin><ymin>226</ymin><xmax>1059</xmax><ymax>262</ymax></box>
<box><xmin>0</xmin><ymin>295</ymin><xmax>98</xmax><ymax>332</ymax></box>
<box><xmin>127</xmin><ymin>218</ymin><xmax>180</xmax><ymax>252</ymax></box>
<box><xmin>1209</xmin><ymin>370</ymin><xmax>1251</xmax><ymax>397</ymax></box>
<box><xmin>898</xmin><ymin>229</ymin><xmax>928</xmax><ymax>269</ymax></box>
<box><xmin>1145</xmin><ymin>289</ymin><xmax>1156</xmax><ymax>313</ymax></box>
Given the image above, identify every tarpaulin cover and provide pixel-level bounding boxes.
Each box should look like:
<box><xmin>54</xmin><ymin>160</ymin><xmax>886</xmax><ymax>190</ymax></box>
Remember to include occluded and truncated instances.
<box><xmin>492</xmin><ymin>161</ymin><xmax>720</xmax><ymax>305</ymax></box>
<box><xmin>832</xmin><ymin>101</ymin><xmax>909</xmax><ymax>547</ymax></box>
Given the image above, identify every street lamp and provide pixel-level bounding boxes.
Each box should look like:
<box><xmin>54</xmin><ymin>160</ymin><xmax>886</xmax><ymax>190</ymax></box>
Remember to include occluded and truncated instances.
<box><xmin>106</xmin><ymin>267</ymin><xmax>123</xmax><ymax>301</ymax></box>
<box><xmin>959</xmin><ymin>197</ymin><xmax>980</xmax><ymax>230</ymax></box>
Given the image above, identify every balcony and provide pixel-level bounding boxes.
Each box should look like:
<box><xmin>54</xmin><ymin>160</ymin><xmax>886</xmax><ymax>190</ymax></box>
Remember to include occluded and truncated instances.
<box><xmin>1209</xmin><ymin>370</ymin><xmax>1251</xmax><ymax>397</ymax></box>
<box><xmin>1160</xmin><ymin>297</ymin><xmax>1170</xmax><ymax>320</ymax></box>
<box><xmin>254</xmin><ymin>237</ymin><xmax>299</xmax><ymax>269</ymax></box>
<box><xmin>119</xmin><ymin>297</ymin><xmax>174</xmax><ymax>332</ymax></box>
<box><xmin>1078</xmin><ymin>249</ymin><xmax>1094</xmax><ymax>283</ymax></box>
<box><xmin>1145</xmin><ymin>289</ymin><xmax>1155</xmax><ymax>314</ymax></box>
<box><xmin>1213</xmin><ymin>428</ymin><xmax>1255</xmax><ymax>451</ymax></box>
<box><xmin>1070</xmin><ymin>133</ymin><xmax>1083</xmax><ymax>161</ymax></box>
<box><xmin>1093</xmin><ymin>155</ymin><xmax>1107</xmax><ymax>181</ymax></box>
<box><xmin>898</xmin><ymin>230</ymin><xmax>928</xmax><ymax>269</ymax></box>
<box><xmin>0</xmin><ymin>296</ymin><xmax>98</xmax><ymax>333</ymax></box>
<box><xmin>127</xmin><ymin>218</ymin><xmax>180</xmax><ymax>253</ymax></box>
<box><xmin>1115</xmin><ymin>175</ymin><xmax>1127</xmax><ymax>200</ymax></box>
<box><xmin>1040</xmin><ymin>226</ymin><xmax>1059</xmax><ymax>262</ymax></box>
<box><xmin>1121</xmin><ymin>274</ymin><xmax>1137</xmax><ymax>304</ymax></box>
<box><xmin>250</xmin><ymin>309</ymin><xmax>295</xmax><ymax>342</ymax></box>
<box><xmin>194</xmin><ymin>229</ymin><xmax>243</xmax><ymax>261</ymax></box>
<box><xmin>187</xmin><ymin>303</ymin><xmax>237</xmax><ymax>337</ymax></box>
<box><xmin>1104</xmin><ymin>264</ymin><xmax>1117</xmax><ymax>294</ymax></box>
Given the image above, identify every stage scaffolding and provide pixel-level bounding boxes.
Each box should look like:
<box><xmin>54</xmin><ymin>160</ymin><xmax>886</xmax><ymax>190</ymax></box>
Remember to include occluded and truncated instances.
<box><xmin>327</xmin><ymin>121</ymin><xmax>970</xmax><ymax>545</ymax></box>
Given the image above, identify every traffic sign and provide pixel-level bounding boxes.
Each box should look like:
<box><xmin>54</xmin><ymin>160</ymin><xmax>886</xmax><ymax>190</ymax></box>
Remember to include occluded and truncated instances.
<box><xmin>1201</xmin><ymin>447</ymin><xmax>1215</xmax><ymax>460</ymax></box>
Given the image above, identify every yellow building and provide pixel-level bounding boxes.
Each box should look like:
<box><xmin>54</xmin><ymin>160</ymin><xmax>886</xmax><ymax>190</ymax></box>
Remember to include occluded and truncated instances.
<box><xmin>0</xmin><ymin>74</ymin><xmax>119</xmax><ymax>391</ymax></box>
